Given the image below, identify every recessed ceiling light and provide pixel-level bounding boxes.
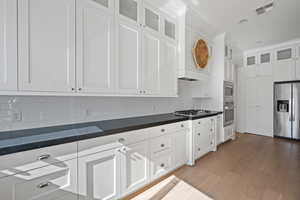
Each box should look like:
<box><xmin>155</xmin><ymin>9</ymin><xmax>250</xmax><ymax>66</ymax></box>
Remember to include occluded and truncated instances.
<box><xmin>238</xmin><ymin>19</ymin><xmax>248</xmax><ymax>24</ymax></box>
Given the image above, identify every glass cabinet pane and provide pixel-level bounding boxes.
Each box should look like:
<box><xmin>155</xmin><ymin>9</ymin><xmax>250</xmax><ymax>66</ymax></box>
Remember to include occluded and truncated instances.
<box><xmin>119</xmin><ymin>0</ymin><xmax>138</xmax><ymax>22</ymax></box>
<box><xmin>145</xmin><ymin>8</ymin><xmax>159</xmax><ymax>31</ymax></box>
<box><xmin>261</xmin><ymin>53</ymin><xmax>270</xmax><ymax>64</ymax></box>
<box><xmin>165</xmin><ymin>20</ymin><xmax>175</xmax><ymax>39</ymax></box>
<box><xmin>277</xmin><ymin>48</ymin><xmax>292</xmax><ymax>60</ymax></box>
<box><xmin>247</xmin><ymin>56</ymin><xmax>256</xmax><ymax>66</ymax></box>
<box><xmin>93</xmin><ymin>0</ymin><xmax>108</xmax><ymax>8</ymax></box>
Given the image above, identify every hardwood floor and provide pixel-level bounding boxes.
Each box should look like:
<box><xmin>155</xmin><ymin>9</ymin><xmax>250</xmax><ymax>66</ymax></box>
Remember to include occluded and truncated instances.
<box><xmin>125</xmin><ymin>133</ymin><xmax>300</xmax><ymax>200</ymax></box>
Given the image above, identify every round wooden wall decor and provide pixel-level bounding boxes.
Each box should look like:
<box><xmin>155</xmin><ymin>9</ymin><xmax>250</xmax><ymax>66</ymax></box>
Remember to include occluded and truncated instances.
<box><xmin>192</xmin><ymin>39</ymin><xmax>210</xmax><ymax>69</ymax></box>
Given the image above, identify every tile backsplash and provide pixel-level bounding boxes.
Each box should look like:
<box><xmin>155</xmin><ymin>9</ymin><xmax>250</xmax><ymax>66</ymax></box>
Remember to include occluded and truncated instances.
<box><xmin>0</xmin><ymin>80</ymin><xmax>209</xmax><ymax>132</ymax></box>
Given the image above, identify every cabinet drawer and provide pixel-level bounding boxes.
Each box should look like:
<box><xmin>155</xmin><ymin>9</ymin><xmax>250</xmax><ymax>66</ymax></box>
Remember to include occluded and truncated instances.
<box><xmin>78</xmin><ymin>129</ymin><xmax>149</xmax><ymax>157</ymax></box>
<box><xmin>150</xmin><ymin>135</ymin><xmax>172</xmax><ymax>155</ymax></box>
<box><xmin>150</xmin><ymin>121</ymin><xmax>189</xmax><ymax>138</ymax></box>
<box><xmin>0</xmin><ymin>142</ymin><xmax>77</xmax><ymax>178</ymax></box>
<box><xmin>0</xmin><ymin>159</ymin><xmax>77</xmax><ymax>200</ymax></box>
<box><xmin>150</xmin><ymin>150</ymin><xmax>173</xmax><ymax>180</ymax></box>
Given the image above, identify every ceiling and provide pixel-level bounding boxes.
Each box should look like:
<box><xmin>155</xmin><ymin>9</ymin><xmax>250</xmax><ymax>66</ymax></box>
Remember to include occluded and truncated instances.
<box><xmin>153</xmin><ymin>0</ymin><xmax>300</xmax><ymax>51</ymax></box>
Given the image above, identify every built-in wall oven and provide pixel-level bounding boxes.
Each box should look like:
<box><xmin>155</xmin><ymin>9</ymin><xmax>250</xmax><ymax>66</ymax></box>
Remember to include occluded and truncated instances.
<box><xmin>224</xmin><ymin>101</ymin><xmax>234</xmax><ymax>127</ymax></box>
<box><xmin>223</xmin><ymin>81</ymin><xmax>234</xmax><ymax>127</ymax></box>
<box><xmin>224</xmin><ymin>81</ymin><xmax>234</xmax><ymax>101</ymax></box>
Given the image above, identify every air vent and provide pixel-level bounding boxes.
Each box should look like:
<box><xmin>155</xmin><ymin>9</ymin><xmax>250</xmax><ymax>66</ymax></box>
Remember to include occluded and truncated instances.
<box><xmin>256</xmin><ymin>2</ymin><xmax>274</xmax><ymax>15</ymax></box>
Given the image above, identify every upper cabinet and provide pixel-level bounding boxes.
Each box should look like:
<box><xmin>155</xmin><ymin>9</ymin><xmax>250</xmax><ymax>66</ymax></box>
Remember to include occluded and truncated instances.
<box><xmin>257</xmin><ymin>51</ymin><xmax>273</xmax><ymax>77</ymax></box>
<box><xmin>18</xmin><ymin>0</ymin><xmax>76</xmax><ymax>92</ymax></box>
<box><xmin>273</xmin><ymin>46</ymin><xmax>295</xmax><ymax>82</ymax></box>
<box><xmin>141</xmin><ymin>3</ymin><xmax>161</xmax><ymax>95</ymax></box>
<box><xmin>0</xmin><ymin>0</ymin><xmax>179</xmax><ymax>97</ymax></box>
<box><xmin>295</xmin><ymin>44</ymin><xmax>300</xmax><ymax>80</ymax></box>
<box><xmin>0</xmin><ymin>0</ymin><xmax>17</xmax><ymax>91</ymax></box>
<box><xmin>76</xmin><ymin>0</ymin><xmax>116</xmax><ymax>94</ymax></box>
<box><xmin>116</xmin><ymin>0</ymin><xmax>143</xmax><ymax>95</ymax></box>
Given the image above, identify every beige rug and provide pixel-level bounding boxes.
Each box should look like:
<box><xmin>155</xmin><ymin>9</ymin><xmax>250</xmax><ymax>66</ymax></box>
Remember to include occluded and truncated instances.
<box><xmin>131</xmin><ymin>175</ymin><xmax>214</xmax><ymax>200</ymax></box>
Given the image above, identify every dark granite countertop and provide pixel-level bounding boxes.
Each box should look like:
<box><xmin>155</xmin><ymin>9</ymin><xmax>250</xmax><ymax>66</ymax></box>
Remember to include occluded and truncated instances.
<box><xmin>0</xmin><ymin>111</ymin><xmax>222</xmax><ymax>156</ymax></box>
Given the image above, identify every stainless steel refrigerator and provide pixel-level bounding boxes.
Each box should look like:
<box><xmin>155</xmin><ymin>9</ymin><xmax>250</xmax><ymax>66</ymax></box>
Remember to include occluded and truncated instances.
<box><xmin>274</xmin><ymin>82</ymin><xmax>300</xmax><ymax>140</ymax></box>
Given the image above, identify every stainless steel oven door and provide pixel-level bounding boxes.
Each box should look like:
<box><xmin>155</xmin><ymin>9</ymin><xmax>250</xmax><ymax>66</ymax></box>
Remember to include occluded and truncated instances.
<box><xmin>224</xmin><ymin>81</ymin><xmax>234</xmax><ymax>101</ymax></box>
<box><xmin>224</xmin><ymin>102</ymin><xmax>234</xmax><ymax>127</ymax></box>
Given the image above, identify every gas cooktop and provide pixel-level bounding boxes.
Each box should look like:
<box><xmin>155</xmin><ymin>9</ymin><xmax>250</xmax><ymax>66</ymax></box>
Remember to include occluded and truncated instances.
<box><xmin>174</xmin><ymin>109</ymin><xmax>213</xmax><ymax>117</ymax></box>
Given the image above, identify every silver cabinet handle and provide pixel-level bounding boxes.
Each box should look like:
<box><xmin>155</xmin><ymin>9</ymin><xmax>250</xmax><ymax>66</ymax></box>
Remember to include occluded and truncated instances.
<box><xmin>198</xmin><ymin>148</ymin><xmax>201</xmax><ymax>151</ymax></box>
<box><xmin>161</xmin><ymin>129</ymin><xmax>165</xmax><ymax>132</ymax></box>
<box><xmin>160</xmin><ymin>163</ymin><xmax>165</xmax><ymax>168</ymax></box>
<box><xmin>198</xmin><ymin>122</ymin><xmax>201</xmax><ymax>124</ymax></box>
<box><xmin>38</xmin><ymin>154</ymin><xmax>51</xmax><ymax>161</ymax></box>
<box><xmin>181</xmin><ymin>124</ymin><xmax>184</xmax><ymax>128</ymax></box>
<box><xmin>118</xmin><ymin>138</ymin><xmax>125</xmax><ymax>143</ymax></box>
<box><xmin>37</xmin><ymin>182</ymin><xmax>51</xmax><ymax>189</ymax></box>
<box><xmin>198</xmin><ymin>133</ymin><xmax>201</xmax><ymax>136</ymax></box>
<box><xmin>160</xmin><ymin>144</ymin><xmax>165</xmax><ymax>148</ymax></box>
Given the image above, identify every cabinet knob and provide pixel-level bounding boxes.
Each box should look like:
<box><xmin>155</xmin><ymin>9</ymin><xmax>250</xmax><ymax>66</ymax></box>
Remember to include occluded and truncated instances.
<box><xmin>161</xmin><ymin>144</ymin><xmax>165</xmax><ymax>148</ymax></box>
<box><xmin>38</xmin><ymin>154</ymin><xmax>51</xmax><ymax>161</ymax></box>
<box><xmin>198</xmin><ymin>122</ymin><xmax>201</xmax><ymax>124</ymax></box>
<box><xmin>161</xmin><ymin>129</ymin><xmax>165</xmax><ymax>132</ymax></box>
<box><xmin>71</xmin><ymin>88</ymin><xmax>75</xmax><ymax>91</ymax></box>
<box><xmin>181</xmin><ymin>124</ymin><xmax>184</xmax><ymax>128</ymax></box>
<box><xmin>160</xmin><ymin>163</ymin><xmax>165</xmax><ymax>168</ymax></box>
<box><xmin>198</xmin><ymin>133</ymin><xmax>201</xmax><ymax>136</ymax></box>
<box><xmin>78</xmin><ymin>88</ymin><xmax>82</xmax><ymax>91</ymax></box>
<box><xmin>198</xmin><ymin>148</ymin><xmax>201</xmax><ymax>151</ymax></box>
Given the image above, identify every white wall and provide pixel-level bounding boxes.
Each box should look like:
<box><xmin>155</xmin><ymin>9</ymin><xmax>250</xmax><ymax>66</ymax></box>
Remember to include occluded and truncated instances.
<box><xmin>0</xmin><ymin>80</ymin><xmax>201</xmax><ymax>132</ymax></box>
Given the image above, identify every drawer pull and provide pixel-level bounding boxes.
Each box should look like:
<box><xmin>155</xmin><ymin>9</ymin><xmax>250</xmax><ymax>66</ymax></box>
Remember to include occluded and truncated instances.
<box><xmin>160</xmin><ymin>163</ymin><xmax>165</xmax><ymax>168</ymax></box>
<box><xmin>118</xmin><ymin>138</ymin><xmax>125</xmax><ymax>143</ymax></box>
<box><xmin>161</xmin><ymin>144</ymin><xmax>165</xmax><ymax>148</ymax></box>
<box><xmin>181</xmin><ymin>124</ymin><xmax>184</xmax><ymax>128</ymax></box>
<box><xmin>161</xmin><ymin>129</ymin><xmax>165</xmax><ymax>132</ymax></box>
<box><xmin>198</xmin><ymin>122</ymin><xmax>201</xmax><ymax>125</ymax></box>
<box><xmin>198</xmin><ymin>133</ymin><xmax>201</xmax><ymax>136</ymax></box>
<box><xmin>38</xmin><ymin>154</ymin><xmax>51</xmax><ymax>161</ymax></box>
<box><xmin>198</xmin><ymin>148</ymin><xmax>201</xmax><ymax>151</ymax></box>
<box><xmin>37</xmin><ymin>182</ymin><xmax>51</xmax><ymax>189</ymax></box>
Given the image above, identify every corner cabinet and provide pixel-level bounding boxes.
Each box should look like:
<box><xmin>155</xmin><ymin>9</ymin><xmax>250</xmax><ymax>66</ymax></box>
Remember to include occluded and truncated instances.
<box><xmin>18</xmin><ymin>0</ymin><xmax>76</xmax><ymax>92</ymax></box>
<box><xmin>76</xmin><ymin>0</ymin><xmax>116</xmax><ymax>94</ymax></box>
<box><xmin>0</xmin><ymin>0</ymin><xmax>17</xmax><ymax>91</ymax></box>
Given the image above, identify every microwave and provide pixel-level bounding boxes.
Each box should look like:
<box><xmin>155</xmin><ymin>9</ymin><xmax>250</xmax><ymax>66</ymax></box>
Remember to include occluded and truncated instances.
<box><xmin>224</xmin><ymin>81</ymin><xmax>234</xmax><ymax>101</ymax></box>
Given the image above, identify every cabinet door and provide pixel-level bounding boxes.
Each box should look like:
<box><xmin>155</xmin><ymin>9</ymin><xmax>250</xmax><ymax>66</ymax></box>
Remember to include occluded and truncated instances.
<box><xmin>78</xmin><ymin>149</ymin><xmax>121</xmax><ymax>200</ymax></box>
<box><xmin>194</xmin><ymin>119</ymin><xmax>211</xmax><ymax>159</ymax></box>
<box><xmin>116</xmin><ymin>0</ymin><xmax>142</xmax><ymax>94</ymax></box>
<box><xmin>141</xmin><ymin>4</ymin><xmax>160</xmax><ymax>95</ymax></box>
<box><xmin>256</xmin><ymin>76</ymin><xmax>273</xmax><ymax>137</ymax></box>
<box><xmin>150</xmin><ymin>150</ymin><xmax>173</xmax><ymax>181</ymax></box>
<box><xmin>76</xmin><ymin>0</ymin><xmax>115</xmax><ymax>93</ymax></box>
<box><xmin>0</xmin><ymin>0</ymin><xmax>17</xmax><ymax>91</ymax></box>
<box><xmin>0</xmin><ymin>159</ymin><xmax>78</xmax><ymax>200</ymax></box>
<box><xmin>295</xmin><ymin>45</ymin><xmax>300</xmax><ymax>80</ymax></box>
<box><xmin>160</xmin><ymin>40</ymin><xmax>177</xmax><ymax>96</ymax></box>
<box><xmin>120</xmin><ymin>141</ymin><xmax>149</xmax><ymax>196</ymax></box>
<box><xmin>246</xmin><ymin>77</ymin><xmax>258</xmax><ymax>134</ymax></box>
<box><xmin>18</xmin><ymin>0</ymin><xmax>76</xmax><ymax>92</ymax></box>
<box><xmin>173</xmin><ymin>130</ymin><xmax>187</xmax><ymax>168</ymax></box>
<box><xmin>258</xmin><ymin>52</ymin><xmax>273</xmax><ymax>77</ymax></box>
<box><xmin>273</xmin><ymin>47</ymin><xmax>295</xmax><ymax>82</ymax></box>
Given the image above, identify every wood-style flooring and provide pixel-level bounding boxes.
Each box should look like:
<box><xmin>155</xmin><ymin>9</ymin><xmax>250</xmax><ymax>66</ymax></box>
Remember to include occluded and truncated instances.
<box><xmin>125</xmin><ymin>133</ymin><xmax>300</xmax><ymax>200</ymax></box>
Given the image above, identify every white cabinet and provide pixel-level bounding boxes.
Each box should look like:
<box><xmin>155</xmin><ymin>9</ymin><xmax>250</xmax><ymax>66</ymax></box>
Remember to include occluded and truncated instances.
<box><xmin>18</xmin><ymin>0</ymin><xmax>76</xmax><ymax>92</ymax></box>
<box><xmin>150</xmin><ymin>150</ymin><xmax>173</xmax><ymax>181</ymax></box>
<box><xmin>160</xmin><ymin>40</ymin><xmax>177</xmax><ymax>96</ymax></box>
<box><xmin>120</xmin><ymin>141</ymin><xmax>150</xmax><ymax>196</ymax></box>
<box><xmin>273</xmin><ymin>46</ymin><xmax>295</xmax><ymax>82</ymax></box>
<box><xmin>173</xmin><ymin>130</ymin><xmax>187</xmax><ymax>168</ymax></box>
<box><xmin>76</xmin><ymin>0</ymin><xmax>116</xmax><ymax>94</ymax></box>
<box><xmin>141</xmin><ymin>3</ymin><xmax>160</xmax><ymax>95</ymax></box>
<box><xmin>295</xmin><ymin>44</ymin><xmax>300</xmax><ymax>80</ymax></box>
<box><xmin>0</xmin><ymin>159</ymin><xmax>78</xmax><ymax>200</ymax></box>
<box><xmin>0</xmin><ymin>0</ymin><xmax>17</xmax><ymax>91</ymax></box>
<box><xmin>194</xmin><ymin>118</ymin><xmax>214</xmax><ymax>160</ymax></box>
<box><xmin>257</xmin><ymin>51</ymin><xmax>273</xmax><ymax>76</ymax></box>
<box><xmin>78</xmin><ymin>148</ymin><xmax>121</xmax><ymax>200</ymax></box>
<box><xmin>116</xmin><ymin>0</ymin><xmax>142</xmax><ymax>95</ymax></box>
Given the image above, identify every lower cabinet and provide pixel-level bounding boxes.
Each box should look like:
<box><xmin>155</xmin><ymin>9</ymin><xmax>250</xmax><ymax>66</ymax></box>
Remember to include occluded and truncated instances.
<box><xmin>0</xmin><ymin>159</ymin><xmax>78</xmax><ymax>200</ymax></box>
<box><xmin>173</xmin><ymin>130</ymin><xmax>187</xmax><ymax>169</ymax></box>
<box><xmin>120</xmin><ymin>141</ymin><xmax>150</xmax><ymax>196</ymax></box>
<box><xmin>150</xmin><ymin>150</ymin><xmax>173</xmax><ymax>181</ymax></box>
<box><xmin>194</xmin><ymin>118</ymin><xmax>215</xmax><ymax>160</ymax></box>
<box><xmin>78</xmin><ymin>148</ymin><xmax>121</xmax><ymax>200</ymax></box>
